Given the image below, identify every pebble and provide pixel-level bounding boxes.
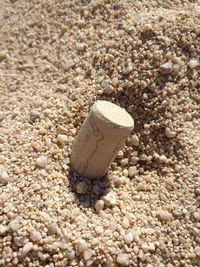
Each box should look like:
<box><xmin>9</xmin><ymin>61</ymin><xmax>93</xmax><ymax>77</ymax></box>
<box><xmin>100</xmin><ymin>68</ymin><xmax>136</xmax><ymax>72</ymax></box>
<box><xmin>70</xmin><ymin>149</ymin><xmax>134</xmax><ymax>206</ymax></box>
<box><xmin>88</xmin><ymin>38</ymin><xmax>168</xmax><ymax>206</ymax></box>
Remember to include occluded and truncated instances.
<box><xmin>95</xmin><ymin>199</ymin><xmax>104</xmax><ymax>212</ymax></box>
<box><xmin>78</xmin><ymin>240</ymin><xmax>88</xmax><ymax>253</ymax></box>
<box><xmin>0</xmin><ymin>225</ymin><xmax>9</xmax><ymax>235</ymax></box>
<box><xmin>0</xmin><ymin>113</ymin><xmax>6</xmax><ymax>122</ymax></box>
<box><xmin>76</xmin><ymin>181</ymin><xmax>88</xmax><ymax>194</ymax></box>
<box><xmin>141</xmin><ymin>23</ymin><xmax>153</xmax><ymax>33</ymax></box>
<box><xmin>30</xmin><ymin>230</ymin><xmax>42</xmax><ymax>242</ymax></box>
<box><xmin>102</xmin><ymin>191</ymin><xmax>117</xmax><ymax>207</ymax></box>
<box><xmin>158</xmin><ymin>210</ymin><xmax>173</xmax><ymax>221</ymax></box>
<box><xmin>30</xmin><ymin>110</ymin><xmax>40</xmax><ymax>122</ymax></box>
<box><xmin>0</xmin><ymin>51</ymin><xmax>7</xmax><ymax>61</ymax></box>
<box><xmin>165</xmin><ymin>127</ymin><xmax>176</xmax><ymax>139</ymax></box>
<box><xmin>48</xmin><ymin>223</ymin><xmax>59</xmax><ymax>235</ymax></box>
<box><xmin>22</xmin><ymin>242</ymin><xmax>33</xmax><ymax>257</ymax></box>
<box><xmin>0</xmin><ymin>170</ymin><xmax>10</xmax><ymax>184</ymax></box>
<box><xmin>57</xmin><ymin>134</ymin><xmax>68</xmax><ymax>145</ymax></box>
<box><xmin>36</xmin><ymin>156</ymin><xmax>47</xmax><ymax>168</ymax></box>
<box><xmin>159</xmin><ymin>62</ymin><xmax>173</xmax><ymax>74</ymax></box>
<box><xmin>100</xmin><ymin>79</ymin><xmax>110</xmax><ymax>89</ymax></box>
<box><xmin>130</xmin><ymin>134</ymin><xmax>139</xmax><ymax>146</ymax></box>
<box><xmin>0</xmin><ymin>155</ymin><xmax>6</xmax><ymax>163</ymax></box>
<box><xmin>116</xmin><ymin>253</ymin><xmax>130</xmax><ymax>266</ymax></box>
<box><xmin>66</xmin><ymin>249</ymin><xmax>75</xmax><ymax>260</ymax></box>
<box><xmin>83</xmin><ymin>249</ymin><xmax>93</xmax><ymax>260</ymax></box>
<box><xmin>102</xmin><ymin>85</ymin><xmax>115</xmax><ymax>96</ymax></box>
<box><xmin>124</xmin><ymin>231</ymin><xmax>134</xmax><ymax>244</ymax></box>
<box><xmin>194</xmin><ymin>246</ymin><xmax>200</xmax><ymax>257</ymax></box>
<box><xmin>188</xmin><ymin>59</ymin><xmax>199</xmax><ymax>69</ymax></box>
<box><xmin>31</xmin><ymin>142</ymin><xmax>43</xmax><ymax>152</ymax></box>
<box><xmin>128</xmin><ymin>166</ymin><xmax>138</xmax><ymax>177</ymax></box>
<box><xmin>149</xmin><ymin>243</ymin><xmax>156</xmax><ymax>252</ymax></box>
<box><xmin>63</xmin><ymin>59</ymin><xmax>75</xmax><ymax>70</ymax></box>
<box><xmin>57</xmin><ymin>125</ymin><xmax>68</xmax><ymax>135</ymax></box>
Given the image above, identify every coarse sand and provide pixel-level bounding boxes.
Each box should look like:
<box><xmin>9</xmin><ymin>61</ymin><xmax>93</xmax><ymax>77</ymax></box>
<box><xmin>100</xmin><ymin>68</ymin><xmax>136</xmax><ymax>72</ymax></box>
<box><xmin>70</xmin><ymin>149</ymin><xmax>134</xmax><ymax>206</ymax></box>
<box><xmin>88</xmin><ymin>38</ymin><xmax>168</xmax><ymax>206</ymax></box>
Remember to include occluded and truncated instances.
<box><xmin>0</xmin><ymin>1</ymin><xmax>200</xmax><ymax>267</ymax></box>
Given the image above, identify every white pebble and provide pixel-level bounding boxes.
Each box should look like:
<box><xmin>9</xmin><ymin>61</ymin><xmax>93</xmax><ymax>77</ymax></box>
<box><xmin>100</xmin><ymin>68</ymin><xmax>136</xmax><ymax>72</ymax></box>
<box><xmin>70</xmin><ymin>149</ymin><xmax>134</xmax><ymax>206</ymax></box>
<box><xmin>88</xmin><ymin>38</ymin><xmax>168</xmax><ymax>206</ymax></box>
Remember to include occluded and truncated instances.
<box><xmin>95</xmin><ymin>200</ymin><xmax>104</xmax><ymax>212</ymax></box>
<box><xmin>158</xmin><ymin>210</ymin><xmax>173</xmax><ymax>221</ymax></box>
<box><xmin>78</xmin><ymin>239</ymin><xmax>88</xmax><ymax>253</ymax></box>
<box><xmin>116</xmin><ymin>253</ymin><xmax>130</xmax><ymax>266</ymax></box>
<box><xmin>130</xmin><ymin>134</ymin><xmax>139</xmax><ymax>146</ymax></box>
<box><xmin>128</xmin><ymin>166</ymin><xmax>138</xmax><ymax>177</ymax></box>
<box><xmin>0</xmin><ymin>170</ymin><xmax>10</xmax><ymax>184</ymax></box>
<box><xmin>83</xmin><ymin>249</ymin><xmax>93</xmax><ymax>260</ymax></box>
<box><xmin>57</xmin><ymin>134</ymin><xmax>68</xmax><ymax>145</ymax></box>
<box><xmin>36</xmin><ymin>156</ymin><xmax>47</xmax><ymax>168</ymax></box>
<box><xmin>30</xmin><ymin>230</ymin><xmax>42</xmax><ymax>242</ymax></box>
<box><xmin>124</xmin><ymin>231</ymin><xmax>134</xmax><ymax>244</ymax></box>
<box><xmin>102</xmin><ymin>191</ymin><xmax>117</xmax><ymax>207</ymax></box>
<box><xmin>22</xmin><ymin>242</ymin><xmax>33</xmax><ymax>257</ymax></box>
<box><xmin>188</xmin><ymin>59</ymin><xmax>199</xmax><ymax>69</ymax></box>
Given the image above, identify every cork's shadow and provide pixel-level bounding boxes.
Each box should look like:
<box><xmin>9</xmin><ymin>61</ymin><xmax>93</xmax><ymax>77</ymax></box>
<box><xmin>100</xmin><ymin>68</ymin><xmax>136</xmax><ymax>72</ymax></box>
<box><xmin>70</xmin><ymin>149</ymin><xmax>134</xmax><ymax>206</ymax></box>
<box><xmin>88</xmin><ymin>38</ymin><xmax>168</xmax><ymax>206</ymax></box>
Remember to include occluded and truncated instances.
<box><xmin>68</xmin><ymin>167</ymin><xmax>110</xmax><ymax>209</ymax></box>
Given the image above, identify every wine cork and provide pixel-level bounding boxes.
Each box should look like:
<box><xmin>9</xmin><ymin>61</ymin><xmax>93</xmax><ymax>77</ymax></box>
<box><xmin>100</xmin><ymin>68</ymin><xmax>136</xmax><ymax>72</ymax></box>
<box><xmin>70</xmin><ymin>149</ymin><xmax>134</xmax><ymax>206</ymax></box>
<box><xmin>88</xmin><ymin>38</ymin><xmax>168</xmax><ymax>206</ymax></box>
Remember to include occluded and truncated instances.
<box><xmin>71</xmin><ymin>100</ymin><xmax>134</xmax><ymax>179</ymax></box>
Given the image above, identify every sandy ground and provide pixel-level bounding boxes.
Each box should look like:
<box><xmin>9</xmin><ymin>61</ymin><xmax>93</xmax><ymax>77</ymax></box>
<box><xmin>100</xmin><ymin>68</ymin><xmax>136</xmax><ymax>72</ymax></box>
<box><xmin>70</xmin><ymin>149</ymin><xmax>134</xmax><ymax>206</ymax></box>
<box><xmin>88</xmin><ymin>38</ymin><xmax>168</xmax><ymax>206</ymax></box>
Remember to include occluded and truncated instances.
<box><xmin>0</xmin><ymin>1</ymin><xmax>200</xmax><ymax>267</ymax></box>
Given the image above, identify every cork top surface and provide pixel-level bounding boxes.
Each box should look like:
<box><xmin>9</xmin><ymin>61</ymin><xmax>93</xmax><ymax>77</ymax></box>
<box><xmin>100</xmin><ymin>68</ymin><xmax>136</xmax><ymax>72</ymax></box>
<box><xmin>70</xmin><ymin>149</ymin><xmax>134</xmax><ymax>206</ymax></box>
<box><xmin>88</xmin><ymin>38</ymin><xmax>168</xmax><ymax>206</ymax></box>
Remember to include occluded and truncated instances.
<box><xmin>93</xmin><ymin>100</ymin><xmax>134</xmax><ymax>129</ymax></box>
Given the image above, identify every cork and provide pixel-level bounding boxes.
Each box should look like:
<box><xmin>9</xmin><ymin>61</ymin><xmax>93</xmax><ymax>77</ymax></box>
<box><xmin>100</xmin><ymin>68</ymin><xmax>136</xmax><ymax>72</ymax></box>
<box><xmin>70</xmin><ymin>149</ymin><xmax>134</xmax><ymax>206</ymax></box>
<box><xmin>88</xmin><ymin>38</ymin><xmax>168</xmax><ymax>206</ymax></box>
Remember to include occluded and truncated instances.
<box><xmin>70</xmin><ymin>100</ymin><xmax>134</xmax><ymax>179</ymax></box>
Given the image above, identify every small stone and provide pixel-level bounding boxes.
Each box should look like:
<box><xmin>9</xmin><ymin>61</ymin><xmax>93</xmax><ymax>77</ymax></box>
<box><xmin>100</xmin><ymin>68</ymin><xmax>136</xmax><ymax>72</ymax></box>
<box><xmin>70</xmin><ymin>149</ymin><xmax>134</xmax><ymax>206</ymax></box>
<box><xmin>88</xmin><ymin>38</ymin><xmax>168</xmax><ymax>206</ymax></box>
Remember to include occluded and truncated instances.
<box><xmin>159</xmin><ymin>62</ymin><xmax>172</xmax><ymax>74</ymax></box>
<box><xmin>149</xmin><ymin>243</ymin><xmax>156</xmax><ymax>252</ymax></box>
<box><xmin>137</xmin><ymin>181</ymin><xmax>147</xmax><ymax>191</ymax></box>
<box><xmin>165</xmin><ymin>127</ymin><xmax>176</xmax><ymax>139</ymax></box>
<box><xmin>0</xmin><ymin>113</ymin><xmax>6</xmax><ymax>122</ymax></box>
<box><xmin>100</xmin><ymin>80</ymin><xmax>109</xmax><ymax>89</ymax></box>
<box><xmin>128</xmin><ymin>166</ymin><xmax>138</xmax><ymax>178</ymax></box>
<box><xmin>31</xmin><ymin>142</ymin><xmax>43</xmax><ymax>153</ymax></box>
<box><xmin>159</xmin><ymin>155</ymin><xmax>168</xmax><ymax>163</ymax></box>
<box><xmin>22</xmin><ymin>242</ymin><xmax>33</xmax><ymax>257</ymax></box>
<box><xmin>188</xmin><ymin>59</ymin><xmax>199</xmax><ymax>69</ymax></box>
<box><xmin>194</xmin><ymin>246</ymin><xmax>200</xmax><ymax>257</ymax></box>
<box><xmin>102</xmin><ymin>85</ymin><xmax>115</xmax><ymax>96</ymax></box>
<box><xmin>14</xmin><ymin>236</ymin><xmax>28</xmax><ymax>247</ymax></box>
<box><xmin>102</xmin><ymin>191</ymin><xmax>117</xmax><ymax>207</ymax></box>
<box><xmin>76</xmin><ymin>181</ymin><xmax>88</xmax><ymax>194</ymax></box>
<box><xmin>95</xmin><ymin>200</ymin><xmax>104</xmax><ymax>212</ymax></box>
<box><xmin>0</xmin><ymin>51</ymin><xmax>7</xmax><ymax>61</ymax></box>
<box><xmin>0</xmin><ymin>155</ymin><xmax>6</xmax><ymax>164</ymax></box>
<box><xmin>141</xmin><ymin>23</ymin><xmax>153</xmax><ymax>33</ymax></box>
<box><xmin>116</xmin><ymin>253</ymin><xmax>130</xmax><ymax>266</ymax></box>
<box><xmin>36</xmin><ymin>156</ymin><xmax>47</xmax><ymax>168</ymax></box>
<box><xmin>130</xmin><ymin>134</ymin><xmax>139</xmax><ymax>146</ymax></box>
<box><xmin>83</xmin><ymin>249</ymin><xmax>93</xmax><ymax>261</ymax></box>
<box><xmin>30</xmin><ymin>230</ymin><xmax>42</xmax><ymax>242</ymax></box>
<box><xmin>122</xmin><ymin>218</ymin><xmax>130</xmax><ymax>228</ymax></box>
<box><xmin>124</xmin><ymin>231</ymin><xmax>134</xmax><ymax>244</ymax></box>
<box><xmin>66</xmin><ymin>249</ymin><xmax>75</xmax><ymax>260</ymax></box>
<box><xmin>30</xmin><ymin>110</ymin><xmax>40</xmax><ymax>122</ymax></box>
<box><xmin>120</xmin><ymin>158</ymin><xmax>129</xmax><ymax>166</ymax></box>
<box><xmin>78</xmin><ymin>240</ymin><xmax>88</xmax><ymax>253</ymax></box>
<box><xmin>95</xmin><ymin>226</ymin><xmax>103</xmax><ymax>234</ymax></box>
<box><xmin>158</xmin><ymin>210</ymin><xmax>173</xmax><ymax>221</ymax></box>
<box><xmin>0</xmin><ymin>225</ymin><xmax>9</xmax><ymax>235</ymax></box>
<box><xmin>57</xmin><ymin>125</ymin><xmax>68</xmax><ymax>135</ymax></box>
<box><xmin>48</xmin><ymin>223</ymin><xmax>59</xmax><ymax>235</ymax></box>
<box><xmin>57</xmin><ymin>134</ymin><xmax>68</xmax><ymax>145</ymax></box>
<box><xmin>9</xmin><ymin>221</ymin><xmax>21</xmax><ymax>231</ymax></box>
<box><xmin>0</xmin><ymin>170</ymin><xmax>10</xmax><ymax>184</ymax></box>
<box><xmin>63</xmin><ymin>59</ymin><xmax>75</xmax><ymax>71</ymax></box>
